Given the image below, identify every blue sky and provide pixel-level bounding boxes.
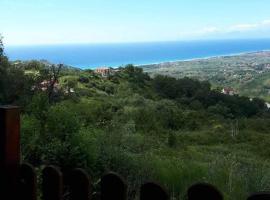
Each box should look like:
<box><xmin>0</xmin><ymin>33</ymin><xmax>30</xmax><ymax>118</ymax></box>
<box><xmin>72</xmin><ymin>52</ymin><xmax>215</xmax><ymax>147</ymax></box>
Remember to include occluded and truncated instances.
<box><xmin>1</xmin><ymin>0</ymin><xmax>270</xmax><ymax>45</ymax></box>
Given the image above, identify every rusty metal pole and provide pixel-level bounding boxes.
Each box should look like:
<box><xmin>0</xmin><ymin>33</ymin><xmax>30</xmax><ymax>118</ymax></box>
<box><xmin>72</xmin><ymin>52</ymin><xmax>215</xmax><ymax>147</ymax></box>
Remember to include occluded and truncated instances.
<box><xmin>0</xmin><ymin>106</ymin><xmax>20</xmax><ymax>200</ymax></box>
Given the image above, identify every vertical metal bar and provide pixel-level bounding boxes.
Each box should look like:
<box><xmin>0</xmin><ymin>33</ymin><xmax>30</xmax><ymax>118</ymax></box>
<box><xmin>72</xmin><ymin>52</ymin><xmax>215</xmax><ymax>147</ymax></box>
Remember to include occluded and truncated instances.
<box><xmin>0</xmin><ymin>106</ymin><xmax>20</xmax><ymax>199</ymax></box>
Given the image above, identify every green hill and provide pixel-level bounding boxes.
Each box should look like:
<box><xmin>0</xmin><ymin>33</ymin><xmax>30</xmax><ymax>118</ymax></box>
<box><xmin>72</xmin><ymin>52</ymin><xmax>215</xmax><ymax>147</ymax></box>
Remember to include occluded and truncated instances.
<box><xmin>143</xmin><ymin>51</ymin><xmax>270</xmax><ymax>102</ymax></box>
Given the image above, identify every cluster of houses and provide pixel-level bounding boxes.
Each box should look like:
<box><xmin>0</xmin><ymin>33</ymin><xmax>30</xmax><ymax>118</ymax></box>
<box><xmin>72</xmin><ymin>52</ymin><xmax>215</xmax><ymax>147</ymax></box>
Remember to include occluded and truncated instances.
<box><xmin>39</xmin><ymin>80</ymin><xmax>60</xmax><ymax>92</ymax></box>
<box><xmin>94</xmin><ymin>67</ymin><xmax>112</xmax><ymax>77</ymax></box>
<box><xmin>31</xmin><ymin>66</ymin><xmax>118</xmax><ymax>94</ymax></box>
<box><xmin>34</xmin><ymin>80</ymin><xmax>75</xmax><ymax>95</ymax></box>
<box><xmin>221</xmin><ymin>88</ymin><xmax>236</xmax><ymax>96</ymax></box>
<box><xmin>222</xmin><ymin>88</ymin><xmax>270</xmax><ymax>109</ymax></box>
<box><xmin>94</xmin><ymin>67</ymin><xmax>120</xmax><ymax>77</ymax></box>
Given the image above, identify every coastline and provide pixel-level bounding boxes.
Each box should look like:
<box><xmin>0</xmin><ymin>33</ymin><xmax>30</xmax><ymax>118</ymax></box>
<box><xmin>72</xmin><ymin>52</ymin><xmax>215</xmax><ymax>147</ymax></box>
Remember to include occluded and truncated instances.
<box><xmin>6</xmin><ymin>44</ymin><xmax>270</xmax><ymax>70</ymax></box>
<box><xmin>77</xmin><ymin>50</ymin><xmax>270</xmax><ymax>69</ymax></box>
<box><xmin>137</xmin><ymin>50</ymin><xmax>270</xmax><ymax>68</ymax></box>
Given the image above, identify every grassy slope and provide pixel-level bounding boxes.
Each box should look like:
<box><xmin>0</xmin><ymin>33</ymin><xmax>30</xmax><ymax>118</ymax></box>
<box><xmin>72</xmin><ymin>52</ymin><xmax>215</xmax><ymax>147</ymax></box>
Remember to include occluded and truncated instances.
<box><xmin>21</xmin><ymin>66</ymin><xmax>270</xmax><ymax>200</ymax></box>
<box><xmin>64</xmin><ymin>71</ymin><xmax>270</xmax><ymax>199</ymax></box>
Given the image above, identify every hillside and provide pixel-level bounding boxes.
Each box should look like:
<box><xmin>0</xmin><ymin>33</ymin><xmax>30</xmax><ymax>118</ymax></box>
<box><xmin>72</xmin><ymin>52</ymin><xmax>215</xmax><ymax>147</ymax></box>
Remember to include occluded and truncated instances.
<box><xmin>1</xmin><ymin>42</ymin><xmax>270</xmax><ymax>199</ymax></box>
<box><xmin>143</xmin><ymin>51</ymin><xmax>270</xmax><ymax>101</ymax></box>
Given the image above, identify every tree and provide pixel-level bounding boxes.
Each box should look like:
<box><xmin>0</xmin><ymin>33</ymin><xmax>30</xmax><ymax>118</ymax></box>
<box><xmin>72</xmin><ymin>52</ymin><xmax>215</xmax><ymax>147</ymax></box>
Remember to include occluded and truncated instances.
<box><xmin>0</xmin><ymin>36</ymin><xmax>30</xmax><ymax>104</ymax></box>
<box><xmin>0</xmin><ymin>35</ymin><xmax>4</xmax><ymax>56</ymax></box>
<box><xmin>0</xmin><ymin>35</ymin><xmax>9</xmax><ymax>102</ymax></box>
<box><xmin>46</xmin><ymin>104</ymin><xmax>80</xmax><ymax>140</ymax></box>
<box><xmin>39</xmin><ymin>64</ymin><xmax>63</xmax><ymax>103</ymax></box>
<box><xmin>124</xmin><ymin>64</ymin><xmax>150</xmax><ymax>88</ymax></box>
<box><xmin>168</xmin><ymin>132</ymin><xmax>177</xmax><ymax>147</ymax></box>
<box><xmin>153</xmin><ymin>75</ymin><xmax>178</xmax><ymax>98</ymax></box>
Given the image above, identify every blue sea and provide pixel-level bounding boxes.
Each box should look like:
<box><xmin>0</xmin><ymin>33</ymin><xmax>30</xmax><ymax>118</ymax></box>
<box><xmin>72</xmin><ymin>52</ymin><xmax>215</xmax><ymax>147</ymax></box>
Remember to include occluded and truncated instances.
<box><xmin>5</xmin><ymin>39</ymin><xmax>270</xmax><ymax>69</ymax></box>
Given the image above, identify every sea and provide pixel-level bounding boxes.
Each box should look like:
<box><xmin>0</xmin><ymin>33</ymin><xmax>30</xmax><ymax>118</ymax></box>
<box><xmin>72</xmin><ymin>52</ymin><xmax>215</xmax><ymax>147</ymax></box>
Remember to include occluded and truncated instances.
<box><xmin>5</xmin><ymin>39</ymin><xmax>270</xmax><ymax>69</ymax></box>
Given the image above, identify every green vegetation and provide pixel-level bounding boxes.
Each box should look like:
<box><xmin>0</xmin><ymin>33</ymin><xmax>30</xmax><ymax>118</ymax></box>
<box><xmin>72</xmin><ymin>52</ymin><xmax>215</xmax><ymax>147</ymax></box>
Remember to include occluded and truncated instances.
<box><xmin>1</xmin><ymin>39</ymin><xmax>270</xmax><ymax>199</ymax></box>
<box><xmin>143</xmin><ymin>52</ymin><xmax>270</xmax><ymax>102</ymax></box>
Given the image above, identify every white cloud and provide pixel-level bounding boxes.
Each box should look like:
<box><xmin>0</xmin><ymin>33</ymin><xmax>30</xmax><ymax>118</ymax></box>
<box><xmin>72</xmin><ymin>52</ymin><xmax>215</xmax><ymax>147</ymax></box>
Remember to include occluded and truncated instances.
<box><xmin>262</xmin><ymin>20</ymin><xmax>270</xmax><ymax>25</ymax></box>
<box><xmin>199</xmin><ymin>27</ymin><xmax>220</xmax><ymax>34</ymax></box>
<box><xmin>190</xmin><ymin>19</ymin><xmax>270</xmax><ymax>38</ymax></box>
<box><xmin>229</xmin><ymin>24</ymin><xmax>258</xmax><ymax>32</ymax></box>
<box><xmin>228</xmin><ymin>20</ymin><xmax>270</xmax><ymax>32</ymax></box>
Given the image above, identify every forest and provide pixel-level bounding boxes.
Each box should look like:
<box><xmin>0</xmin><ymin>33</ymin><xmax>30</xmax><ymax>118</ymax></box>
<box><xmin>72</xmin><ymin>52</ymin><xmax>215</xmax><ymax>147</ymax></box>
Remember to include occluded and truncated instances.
<box><xmin>1</xmin><ymin>39</ymin><xmax>270</xmax><ymax>200</ymax></box>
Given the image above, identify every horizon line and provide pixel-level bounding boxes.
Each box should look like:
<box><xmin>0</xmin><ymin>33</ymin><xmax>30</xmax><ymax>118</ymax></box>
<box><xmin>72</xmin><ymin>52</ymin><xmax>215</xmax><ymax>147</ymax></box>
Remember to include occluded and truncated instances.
<box><xmin>5</xmin><ymin>37</ymin><xmax>270</xmax><ymax>47</ymax></box>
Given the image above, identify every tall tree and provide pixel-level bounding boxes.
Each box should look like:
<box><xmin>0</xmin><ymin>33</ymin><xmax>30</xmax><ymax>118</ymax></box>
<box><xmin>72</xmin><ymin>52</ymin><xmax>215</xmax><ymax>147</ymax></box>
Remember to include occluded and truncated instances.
<box><xmin>39</xmin><ymin>64</ymin><xmax>63</xmax><ymax>103</ymax></box>
<box><xmin>0</xmin><ymin>36</ymin><xmax>32</xmax><ymax>105</ymax></box>
<box><xmin>0</xmin><ymin>35</ymin><xmax>10</xmax><ymax>103</ymax></box>
<box><xmin>0</xmin><ymin>35</ymin><xmax>3</xmax><ymax>56</ymax></box>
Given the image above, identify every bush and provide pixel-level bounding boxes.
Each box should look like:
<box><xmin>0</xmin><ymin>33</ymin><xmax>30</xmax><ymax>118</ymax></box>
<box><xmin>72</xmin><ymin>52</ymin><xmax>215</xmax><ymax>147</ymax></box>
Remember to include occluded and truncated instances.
<box><xmin>46</xmin><ymin>104</ymin><xmax>80</xmax><ymax>140</ymax></box>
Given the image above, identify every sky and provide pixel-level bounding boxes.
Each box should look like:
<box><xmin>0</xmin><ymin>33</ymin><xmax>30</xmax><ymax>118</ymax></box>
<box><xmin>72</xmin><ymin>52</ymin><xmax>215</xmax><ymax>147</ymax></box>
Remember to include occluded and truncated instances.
<box><xmin>1</xmin><ymin>0</ymin><xmax>270</xmax><ymax>45</ymax></box>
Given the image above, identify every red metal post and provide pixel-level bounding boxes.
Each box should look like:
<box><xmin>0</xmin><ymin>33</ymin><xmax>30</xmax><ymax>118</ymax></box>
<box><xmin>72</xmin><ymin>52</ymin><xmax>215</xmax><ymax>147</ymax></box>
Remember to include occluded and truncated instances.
<box><xmin>0</xmin><ymin>106</ymin><xmax>20</xmax><ymax>200</ymax></box>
